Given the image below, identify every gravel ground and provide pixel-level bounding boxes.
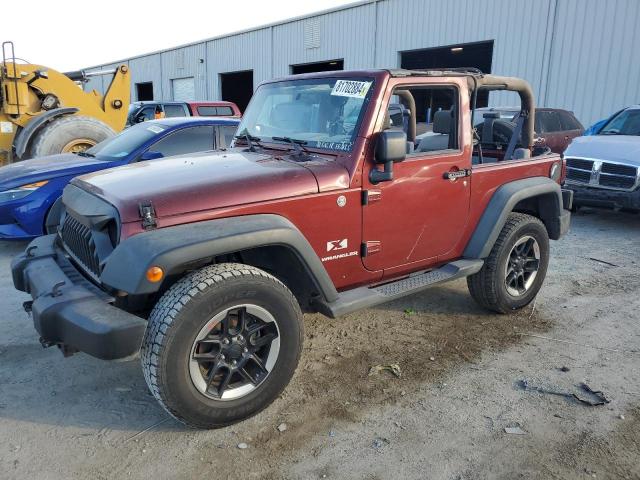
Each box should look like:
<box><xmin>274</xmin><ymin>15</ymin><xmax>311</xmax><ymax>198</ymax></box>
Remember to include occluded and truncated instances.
<box><xmin>0</xmin><ymin>209</ymin><xmax>639</xmax><ymax>480</ymax></box>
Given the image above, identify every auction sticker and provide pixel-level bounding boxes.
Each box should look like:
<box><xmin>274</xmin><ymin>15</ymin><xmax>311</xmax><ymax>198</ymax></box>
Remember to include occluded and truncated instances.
<box><xmin>146</xmin><ymin>125</ymin><xmax>165</xmax><ymax>134</ymax></box>
<box><xmin>331</xmin><ymin>80</ymin><xmax>371</xmax><ymax>98</ymax></box>
<box><xmin>0</xmin><ymin>122</ymin><xmax>13</xmax><ymax>134</ymax></box>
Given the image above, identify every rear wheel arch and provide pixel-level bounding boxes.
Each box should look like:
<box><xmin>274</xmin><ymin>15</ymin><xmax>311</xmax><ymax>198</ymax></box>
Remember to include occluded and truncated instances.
<box><xmin>512</xmin><ymin>191</ymin><xmax>563</xmax><ymax>238</ymax></box>
<box><xmin>464</xmin><ymin>177</ymin><xmax>563</xmax><ymax>259</ymax></box>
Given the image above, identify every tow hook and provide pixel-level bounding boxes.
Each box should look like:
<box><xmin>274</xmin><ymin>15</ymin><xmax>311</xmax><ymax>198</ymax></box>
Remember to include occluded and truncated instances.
<box><xmin>50</xmin><ymin>281</ymin><xmax>65</xmax><ymax>297</ymax></box>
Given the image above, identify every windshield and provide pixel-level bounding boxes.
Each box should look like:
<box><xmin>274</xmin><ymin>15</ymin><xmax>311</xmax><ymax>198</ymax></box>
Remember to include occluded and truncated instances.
<box><xmin>598</xmin><ymin>109</ymin><xmax>640</xmax><ymax>136</ymax></box>
<box><xmin>85</xmin><ymin>122</ymin><xmax>166</xmax><ymax>160</ymax></box>
<box><xmin>235</xmin><ymin>77</ymin><xmax>375</xmax><ymax>152</ymax></box>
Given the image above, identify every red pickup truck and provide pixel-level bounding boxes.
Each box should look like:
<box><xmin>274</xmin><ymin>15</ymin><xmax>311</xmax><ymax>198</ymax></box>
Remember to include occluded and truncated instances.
<box><xmin>12</xmin><ymin>68</ymin><xmax>572</xmax><ymax>428</ymax></box>
<box><xmin>126</xmin><ymin>100</ymin><xmax>241</xmax><ymax>125</ymax></box>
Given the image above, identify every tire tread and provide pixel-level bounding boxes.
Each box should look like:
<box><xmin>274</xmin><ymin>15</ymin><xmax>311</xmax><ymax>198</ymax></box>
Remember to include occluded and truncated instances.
<box><xmin>467</xmin><ymin>212</ymin><xmax>547</xmax><ymax>313</ymax></box>
<box><xmin>141</xmin><ymin>262</ymin><xmax>301</xmax><ymax>428</ymax></box>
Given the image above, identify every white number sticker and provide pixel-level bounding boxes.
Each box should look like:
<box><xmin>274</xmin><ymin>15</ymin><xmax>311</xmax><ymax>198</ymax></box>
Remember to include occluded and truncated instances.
<box><xmin>0</xmin><ymin>122</ymin><xmax>13</xmax><ymax>134</ymax></box>
<box><xmin>147</xmin><ymin>125</ymin><xmax>165</xmax><ymax>134</ymax></box>
<box><xmin>331</xmin><ymin>80</ymin><xmax>371</xmax><ymax>98</ymax></box>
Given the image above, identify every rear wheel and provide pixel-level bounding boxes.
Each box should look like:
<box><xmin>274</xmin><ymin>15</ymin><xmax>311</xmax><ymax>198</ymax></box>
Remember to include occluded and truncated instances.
<box><xmin>467</xmin><ymin>213</ymin><xmax>549</xmax><ymax>313</ymax></box>
<box><xmin>30</xmin><ymin>115</ymin><xmax>115</xmax><ymax>158</ymax></box>
<box><xmin>141</xmin><ymin>263</ymin><xmax>303</xmax><ymax>429</ymax></box>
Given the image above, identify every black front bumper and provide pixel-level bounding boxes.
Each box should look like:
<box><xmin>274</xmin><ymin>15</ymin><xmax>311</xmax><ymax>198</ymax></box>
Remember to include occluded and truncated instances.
<box><xmin>568</xmin><ymin>182</ymin><xmax>640</xmax><ymax>211</ymax></box>
<box><xmin>11</xmin><ymin>234</ymin><xmax>147</xmax><ymax>360</ymax></box>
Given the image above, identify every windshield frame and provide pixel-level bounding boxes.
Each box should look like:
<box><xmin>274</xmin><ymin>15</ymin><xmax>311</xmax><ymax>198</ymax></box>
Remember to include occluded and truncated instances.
<box><xmin>234</xmin><ymin>76</ymin><xmax>376</xmax><ymax>154</ymax></box>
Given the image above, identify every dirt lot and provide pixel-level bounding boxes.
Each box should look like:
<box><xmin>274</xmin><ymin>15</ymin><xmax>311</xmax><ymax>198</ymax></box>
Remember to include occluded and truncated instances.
<box><xmin>1</xmin><ymin>209</ymin><xmax>639</xmax><ymax>480</ymax></box>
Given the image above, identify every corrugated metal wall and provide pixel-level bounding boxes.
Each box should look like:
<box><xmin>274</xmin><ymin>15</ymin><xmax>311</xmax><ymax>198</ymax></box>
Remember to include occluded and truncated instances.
<box><xmin>272</xmin><ymin>3</ymin><xmax>377</xmax><ymax>75</ymax></box>
<box><xmin>82</xmin><ymin>0</ymin><xmax>640</xmax><ymax>124</ymax></box>
<box><xmin>206</xmin><ymin>27</ymin><xmax>272</xmax><ymax>98</ymax></box>
<box><xmin>129</xmin><ymin>55</ymin><xmax>163</xmax><ymax>99</ymax></box>
<box><xmin>542</xmin><ymin>0</ymin><xmax>640</xmax><ymax>124</ymax></box>
<box><xmin>161</xmin><ymin>44</ymin><xmax>207</xmax><ymax>100</ymax></box>
<box><xmin>374</xmin><ymin>0</ymin><xmax>553</xmax><ymax>108</ymax></box>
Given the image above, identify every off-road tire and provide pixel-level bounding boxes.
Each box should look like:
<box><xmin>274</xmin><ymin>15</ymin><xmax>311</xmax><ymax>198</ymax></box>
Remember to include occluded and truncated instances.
<box><xmin>141</xmin><ymin>263</ymin><xmax>303</xmax><ymax>429</ymax></box>
<box><xmin>467</xmin><ymin>213</ymin><xmax>549</xmax><ymax>313</ymax></box>
<box><xmin>30</xmin><ymin>115</ymin><xmax>115</xmax><ymax>158</ymax></box>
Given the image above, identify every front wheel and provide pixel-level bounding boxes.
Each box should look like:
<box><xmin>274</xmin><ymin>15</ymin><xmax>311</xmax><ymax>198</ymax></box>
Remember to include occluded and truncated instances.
<box><xmin>141</xmin><ymin>263</ymin><xmax>303</xmax><ymax>429</ymax></box>
<box><xmin>467</xmin><ymin>213</ymin><xmax>550</xmax><ymax>313</ymax></box>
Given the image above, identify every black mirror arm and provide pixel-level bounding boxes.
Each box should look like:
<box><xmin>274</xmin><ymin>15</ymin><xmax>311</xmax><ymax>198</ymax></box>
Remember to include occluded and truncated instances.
<box><xmin>369</xmin><ymin>161</ymin><xmax>394</xmax><ymax>184</ymax></box>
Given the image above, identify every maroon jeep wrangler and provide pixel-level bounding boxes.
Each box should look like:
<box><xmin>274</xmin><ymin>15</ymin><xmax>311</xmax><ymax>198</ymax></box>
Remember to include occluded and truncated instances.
<box><xmin>12</xmin><ymin>69</ymin><xmax>572</xmax><ymax>428</ymax></box>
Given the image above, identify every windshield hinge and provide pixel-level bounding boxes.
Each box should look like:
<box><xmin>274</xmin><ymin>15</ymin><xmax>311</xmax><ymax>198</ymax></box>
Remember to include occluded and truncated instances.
<box><xmin>138</xmin><ymin>201</ymin><xmax>157</xmax><ymax>230</ymax></box>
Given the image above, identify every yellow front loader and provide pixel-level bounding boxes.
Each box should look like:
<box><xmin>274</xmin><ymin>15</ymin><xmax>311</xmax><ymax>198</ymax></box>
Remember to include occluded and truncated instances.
<box><xmin>0</xmin><ymin>41</ymin><xmax>130</xmax><ymax>164</ymax></box>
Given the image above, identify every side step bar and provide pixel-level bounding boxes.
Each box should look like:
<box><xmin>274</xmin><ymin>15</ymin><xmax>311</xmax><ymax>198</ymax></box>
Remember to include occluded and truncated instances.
<box><xmin>314</xmin><ymin>259</ymin><xmax>484</xmax><ymax>318</ymax></box>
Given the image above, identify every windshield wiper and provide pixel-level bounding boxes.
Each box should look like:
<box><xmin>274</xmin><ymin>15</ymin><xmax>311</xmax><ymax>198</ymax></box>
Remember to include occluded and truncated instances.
<box><xmin>234</xmin><ymin>129</ymin><xmax>263</xmax><ymax>152</ymax></box>
<box><xmin>271</xmin><ymin>136</ymin><xmax>310</xmax><ymax>157</ymax></box>
<box><xmin>75</xmin><ymin>151</ymin><xmax>96</xmax><ymax>157</ymax></box>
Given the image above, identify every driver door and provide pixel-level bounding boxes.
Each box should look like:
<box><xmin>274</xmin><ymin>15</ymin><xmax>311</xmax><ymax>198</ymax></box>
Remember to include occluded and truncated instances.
<box><xmin>361</xmin><ymin>80</ymin><xmax>472</xmax><ymax>274</ymax></box>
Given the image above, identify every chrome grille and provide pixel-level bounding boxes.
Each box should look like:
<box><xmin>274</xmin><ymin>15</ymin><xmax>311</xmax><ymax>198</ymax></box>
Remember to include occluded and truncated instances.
<box><xmin>566</xmin><ymin>168</ymin><xmax>591</xmax><ymax>183</ymax></box>
<box><xmin>60</xmin><ymin>215</ymin><xmax>101</xmax><ymax>276</ymax></box>
<box><xmin>601</xmin><ymin>162</ymin><xmax>637</xmax><ymax>176</ymax></box>
<box><xmin>599</xmin><ymin>174</ymin><xmax>636</xmax><ymax>189</ymax></box>
<box><xmin>567</xmin><ymin>158</ymin><xmax>594</xmax><ymax>171</ymax></box>
<box><xmin>565</xmin><ymin>157</ymin><xmax>639</xmax><ymax>191</ymax></box>
<box><xmin>566</xmin><ymin>158</ymin><xmax>594</xmax><ymax>184</ymax></box>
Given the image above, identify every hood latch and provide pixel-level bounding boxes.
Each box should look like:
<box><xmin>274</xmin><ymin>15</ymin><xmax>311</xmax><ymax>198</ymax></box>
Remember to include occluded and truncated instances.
<box><xmin>139</xmin><ymin>201</ymin><xmax>157</xmax><ymax>230</ymax></box>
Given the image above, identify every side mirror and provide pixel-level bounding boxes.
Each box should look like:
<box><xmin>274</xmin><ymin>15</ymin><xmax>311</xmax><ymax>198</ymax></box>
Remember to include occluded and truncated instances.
<box><xmin>370</xmin><ymin>130</ymin><xmax>406</xmax><ymax>184</ymax></box>
<box><xmin>135</xmin><ymin>114</ymin><xmax>147</xmax><ymax>123</ymax></box>
<box><xmin>139</xmin><ymin>150</ymin><xmax>164</xmax><ymax>161</ymax></box>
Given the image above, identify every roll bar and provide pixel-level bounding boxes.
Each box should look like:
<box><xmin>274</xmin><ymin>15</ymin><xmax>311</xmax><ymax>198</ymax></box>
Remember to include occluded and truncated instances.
<box><xmin>471</xmin><ymin>75</ymin><xmax>535</xmax><ymax>148</ymax></box>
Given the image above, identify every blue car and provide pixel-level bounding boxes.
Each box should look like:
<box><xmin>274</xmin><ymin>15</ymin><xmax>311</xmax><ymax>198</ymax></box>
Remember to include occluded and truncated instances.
<box><xmin>0</xmin><ymin>117</ymin><xmax>240</xmax><ymax>239</ymax></box>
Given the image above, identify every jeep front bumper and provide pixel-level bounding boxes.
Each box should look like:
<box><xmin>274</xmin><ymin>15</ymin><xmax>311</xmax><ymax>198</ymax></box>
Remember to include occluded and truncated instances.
<box><xmin>11</xmin><ymin>234</ymin><xmax>147</xmax><ymax>360</ymax></box>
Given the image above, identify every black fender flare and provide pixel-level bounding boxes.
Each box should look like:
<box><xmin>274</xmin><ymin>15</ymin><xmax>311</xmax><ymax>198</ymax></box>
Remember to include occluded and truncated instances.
<box><xmin>100</xmin><ymin>214</ymin><xmax>339</xmax><ymax>302</ymax></box>
<box><xmin>13</xmin><ymin>107</ymin><xmax>79</xmax><ymax>159</ymax></box>
<box><xmin>463</xmin><ymin>177</ymin><xmax>565</xmax><ymax>259</ymax></box>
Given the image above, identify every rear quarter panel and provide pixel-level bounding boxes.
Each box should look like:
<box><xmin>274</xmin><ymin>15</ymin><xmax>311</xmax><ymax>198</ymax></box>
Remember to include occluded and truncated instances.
<box><xmin>443</xmin><ymin>154</ymin><xmax>563</xmax><ymax>262</ymax></box>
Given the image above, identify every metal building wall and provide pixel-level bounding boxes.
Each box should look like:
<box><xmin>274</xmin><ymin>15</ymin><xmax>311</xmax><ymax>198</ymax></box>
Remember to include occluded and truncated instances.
<box><xmin>81</xmin><ymin>0</ymin><xmax>639</xmax><ymax>125</ymax></box>
<box><xmin>542</xmin><ymin>0</ymin><xmax>640</xmax><ymax>125</ymax></box>
<box><xmin>206</xmin><ymin>28</ymin><xmax>272</xmax><ymax>98</ymax></box>
<box><xmin>271</xmin><ymin>2</ymin><xmax>377</xmax><ymax>76</ymax></box>
<box><xmin>374</xmin><ymin>0</ymin><xmax>553</xmax><ymax>109</ymax></box>
<box><xmin>161</xmin><ymin>44</ymin><xmax>207</xmax><ymax>100</ymax></box>
<box><xmin>128</xmin><ymin>54</ymin><xmax>163</xmax><ymax>100</ymax></box>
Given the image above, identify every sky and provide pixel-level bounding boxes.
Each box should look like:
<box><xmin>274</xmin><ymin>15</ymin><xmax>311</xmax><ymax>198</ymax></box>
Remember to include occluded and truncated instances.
<box><xmin>3</xmin><ymin>0</ymin><xmax>355</xmax><ymax>71</ymax></box>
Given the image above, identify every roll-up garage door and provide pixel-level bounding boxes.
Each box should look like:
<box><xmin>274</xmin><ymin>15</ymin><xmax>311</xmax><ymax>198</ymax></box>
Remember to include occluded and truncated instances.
<box><xmin>172</xmin><ymin>77</ymin><xmax>195</xmax><ymax>101</ymax></box>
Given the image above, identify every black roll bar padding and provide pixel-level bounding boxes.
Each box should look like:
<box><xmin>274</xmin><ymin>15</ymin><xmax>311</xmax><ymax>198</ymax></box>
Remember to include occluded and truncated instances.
<box><xmin>470</xmin><ymin>75</ymin><xmax>535</xmax><ymax>149</ymax></box>
<box><xmin>395</xmin><ymin>89</ymin><xmax>417</xmax><ymax>143</ymax></box>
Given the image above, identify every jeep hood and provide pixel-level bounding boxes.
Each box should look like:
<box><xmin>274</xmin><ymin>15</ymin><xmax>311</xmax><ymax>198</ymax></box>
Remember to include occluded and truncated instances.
<box><xmin>73</xmin><ymin>149</ymin><xmax>349</xmax><ymax>223</ymax></box>
<box><xmin>565</xmin><ymin>135</ymin><xmax>640</xmax><ymax>166</ymax></box>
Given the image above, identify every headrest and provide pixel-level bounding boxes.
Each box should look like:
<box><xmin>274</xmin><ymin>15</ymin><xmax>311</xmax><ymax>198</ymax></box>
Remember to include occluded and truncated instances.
<box><xmin>433</xmin><ymin>110</ymin><xmax>452</xmax><ymax>134</ymax></box>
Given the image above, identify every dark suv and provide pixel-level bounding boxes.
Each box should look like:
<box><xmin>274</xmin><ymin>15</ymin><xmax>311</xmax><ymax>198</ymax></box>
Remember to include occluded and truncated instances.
<box><xmin>474</xmin><ymin>107</ymin><xmax>583</xmax><ymax>154</ymax></box>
